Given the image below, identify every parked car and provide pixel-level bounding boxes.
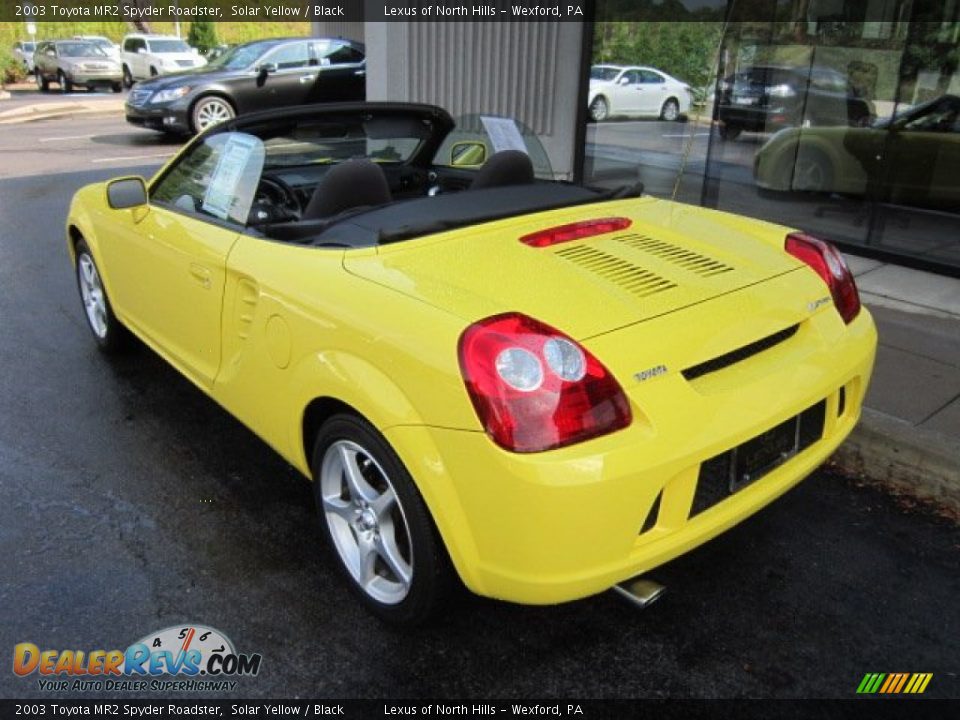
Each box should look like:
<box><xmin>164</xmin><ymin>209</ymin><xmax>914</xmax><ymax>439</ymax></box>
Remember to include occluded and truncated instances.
<box><xmin>12</xmin><ymin>40</ymin><xmax>37</xmax><ymax>74</ymax></box>
<box><xmin>124</xmin><ymin>37</ymin><xmax>365</xmax><ymax>135</ymax></box>
<box><xmin>73</xmin><ymin>35</ymin><xmax>121</xmax><ymax>62</ymax></box>
<box><xmin>588</xmin><ymin>64</ymin><xmax>692</xmax><ymax>122</ymax></box>
<box><xmin>120</xmin><ymin>34</ymin><xmax>207</xmax><ymax>87</ymax></box>
<box><xmin>33</xmin><ymin>40</ymin><xmax>122</xmax><ymax>93</ymax></box>
<box><xmin>66</xmin><ymin>101</ymin><xmax>875</xmax><ymax>623</ymax></box>
<box><xmin>754</xmin><ymin>94</ymin><xmax>960</xmax><ymax>212</ymax></box>
<box><xmin>717</xmin><ymin>64</ymin><xmax>874</xmax><ymax>140</ymax></box>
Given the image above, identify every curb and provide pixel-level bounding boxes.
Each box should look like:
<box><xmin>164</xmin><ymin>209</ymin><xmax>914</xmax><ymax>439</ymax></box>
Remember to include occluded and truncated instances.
<box><xmin>0</xmin><ymin>101</ymin><xmax>125</xmax><ymax>125</ymax></box>
<box><xmin>832</xmin><ymin>407</ymin><xmax>960</xmax><ymax>514</ymax></box>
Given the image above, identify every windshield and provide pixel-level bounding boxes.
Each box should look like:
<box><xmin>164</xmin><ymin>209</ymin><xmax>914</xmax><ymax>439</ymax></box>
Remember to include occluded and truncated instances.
<box><xmin>147</xmin><ymin>39</ymin><xmax>191</xmax><ymax>54</ymax></box>
<box><xmin>59</xmin><ymin>43</ymin><xmax>105</xmax><ymax>58</ymax></box>
<box><xmin>23</xmin><ymin>42</ymin><xmax>36</xmax><ymax>51</ymax></box>
<box><xmin>88</xmin><ymin>39</ymin><xmax>114</xmax><ymax>50</ymax></box>
<box><xmin>207</xmin><ymin>41</ymin><xmax>273</xmax><ymax>71</ymax></box>
<box><xmin>259</xmin><ymin>117</ymin><xmax>429</xmax><ymax>169</ymax></box>
<box><xmin>591</xmin><ymin>66</ymin><xmax>621</xmax><ymax>81</ymax></box>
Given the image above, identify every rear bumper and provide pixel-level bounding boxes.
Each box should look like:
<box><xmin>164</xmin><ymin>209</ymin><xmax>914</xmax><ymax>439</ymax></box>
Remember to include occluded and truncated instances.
<box><xmin>386</xmin><ymin>305</ymin><xmax>876</xmax><ymax>605</ymax></box>
<box><xmin>718</xmin><ymin>104</ymin><xmax>794</xmax><ymax>131</ymax></box>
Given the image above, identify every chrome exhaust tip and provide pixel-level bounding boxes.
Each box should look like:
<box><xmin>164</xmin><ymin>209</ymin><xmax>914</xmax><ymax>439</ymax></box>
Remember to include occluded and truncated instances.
<box><xmin>612</xmin><ymin>577</ymin><xmax>666</xmax><ymax>609</ymax></box>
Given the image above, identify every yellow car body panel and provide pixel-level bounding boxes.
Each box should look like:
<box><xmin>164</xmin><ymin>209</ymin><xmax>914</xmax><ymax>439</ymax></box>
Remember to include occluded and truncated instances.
<box><xmin>66</xmin><ymin>174</ymin><xmax>876</xmax><ymax>605</ymax></box>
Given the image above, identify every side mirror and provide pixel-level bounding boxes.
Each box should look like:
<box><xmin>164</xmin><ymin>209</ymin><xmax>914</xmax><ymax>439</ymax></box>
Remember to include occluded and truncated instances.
<box><xmin>107</xmin><ymin>177</ymin><xmax>148</xmax><ymax>210</ymax></box>
<box><xmin>259</xmin><ymin>62</ymin><xmax>277</xmax><ymax>75</ymax></box>
<box><xmin>137</xmin><ymin>47</ymin><xmax>146</xmax><ymax>55</ymax></box>
<box><xmin>618</xmin><ymin>76</ymin><xmax>630</xmax><ymax>85</ymax></box>
<box><xmin>450</xmin><ymin>141</ymin><xmax>487</xmax><ymax>167</ymax></box>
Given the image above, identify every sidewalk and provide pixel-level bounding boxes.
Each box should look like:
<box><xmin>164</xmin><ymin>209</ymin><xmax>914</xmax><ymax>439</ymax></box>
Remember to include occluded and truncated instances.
<box><xmin>834</xmin><ymin>255</ymin><xmax>960</xmax><ymax>514</ymax></box>
<box><xmin>0</xmin><ymin>82</ymin><xmax>125</xmax><ymax>124</ymax></box>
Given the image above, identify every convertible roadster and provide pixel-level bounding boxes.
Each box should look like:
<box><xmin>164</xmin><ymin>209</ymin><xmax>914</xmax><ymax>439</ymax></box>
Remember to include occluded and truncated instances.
<box><xmin>67</xmin><ymin>103</ymin><xmax>876</xmax><ymax>623</ymax></box>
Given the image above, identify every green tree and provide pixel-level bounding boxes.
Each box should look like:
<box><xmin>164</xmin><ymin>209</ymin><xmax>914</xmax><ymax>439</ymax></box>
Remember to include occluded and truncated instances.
<box><xmin>188</xmin><ymin>21</ymin><xmax>219</xmax><ymax>55</ymax></box>
<box><xmin>594</xmin><ymin>22</ymin><xmax>724</xmax><ymax>102</ymax></box>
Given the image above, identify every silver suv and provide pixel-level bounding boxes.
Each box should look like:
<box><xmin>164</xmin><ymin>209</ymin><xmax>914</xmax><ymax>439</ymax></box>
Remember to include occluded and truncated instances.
<box><xmin>34</xmin><ymin>40</ymin><xmax>122</xmax><ymax>93</ymax></box>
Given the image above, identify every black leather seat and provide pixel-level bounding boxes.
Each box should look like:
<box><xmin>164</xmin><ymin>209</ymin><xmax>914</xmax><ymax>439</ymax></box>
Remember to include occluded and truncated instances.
<box><xmin>469</xmin><ymin>150</ymin><xmax>534</xmax><ymax>190</ymax></box>
<box><xmin>302</xmin><ymin>159</ymin><xmax>392</xmax><ymax>220</ymax></box>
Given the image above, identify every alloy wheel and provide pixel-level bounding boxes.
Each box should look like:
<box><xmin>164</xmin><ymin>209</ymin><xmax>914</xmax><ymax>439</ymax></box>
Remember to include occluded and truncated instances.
<box><xmin>194</xmin><ymin>99</ymin><xmax>234</xmax><ymax>132</ymax></box>
<box><xmin>77</xmin><ymin>253</ymin><xmax>108</xmax><ymax>339</ymax></box>
<box><xmin>319</xmin><ymin>439</ymin><xmax>414</xmax><ymax>605</ymax></box>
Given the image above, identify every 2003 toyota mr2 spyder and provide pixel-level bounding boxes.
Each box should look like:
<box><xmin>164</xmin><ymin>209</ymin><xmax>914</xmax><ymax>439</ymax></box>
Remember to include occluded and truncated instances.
<box><xmin>67</xmin><ymin>103</ymin><xmax>876</xmax><ymax>623</ymax></box>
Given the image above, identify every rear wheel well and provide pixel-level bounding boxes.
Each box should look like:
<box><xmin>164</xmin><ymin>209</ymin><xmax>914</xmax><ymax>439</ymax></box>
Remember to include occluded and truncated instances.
<box><xmin>302</xmin><ymin>397</ymin><xmax>358</xmax><ymax>471</ymax></box>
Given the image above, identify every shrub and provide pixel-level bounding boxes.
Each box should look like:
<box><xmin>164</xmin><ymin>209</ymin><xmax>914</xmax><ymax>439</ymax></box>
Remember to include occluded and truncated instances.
<box><xmin>0</xmin><ymin>45</ymin><xmax>28</xmax><ymax>86</ymax></box>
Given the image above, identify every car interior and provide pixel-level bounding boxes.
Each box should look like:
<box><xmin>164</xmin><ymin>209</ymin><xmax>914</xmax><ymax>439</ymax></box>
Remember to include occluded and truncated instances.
<box><xmin>147</xmin><ymin>105</ymin><xmax>644</xmax><ymax>248</ymax></box>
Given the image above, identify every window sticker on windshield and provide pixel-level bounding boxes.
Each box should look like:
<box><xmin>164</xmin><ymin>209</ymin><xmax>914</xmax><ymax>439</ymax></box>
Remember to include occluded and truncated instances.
<box><xmin>480</xmin><ymin>116</ymin><xmax>528</xmax><ymax>154</ymax></box>
<box><xmin>202</xmin><ymin>133</ymin><xmax>265</xmax><ymax>222</ymax></box>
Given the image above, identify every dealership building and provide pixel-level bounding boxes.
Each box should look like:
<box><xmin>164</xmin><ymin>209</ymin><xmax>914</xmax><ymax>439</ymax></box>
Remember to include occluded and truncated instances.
<box><xmin>315</xmin><ymin>0</ymin><xmax>959</xmax><ymax>276</ymax></box>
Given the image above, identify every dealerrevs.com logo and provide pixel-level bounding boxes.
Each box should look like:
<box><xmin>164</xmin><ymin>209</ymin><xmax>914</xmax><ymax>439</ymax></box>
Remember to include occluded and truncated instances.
<box><xmin>13</xmin><ymin>625</ymin><xmax>262</xmax><ymax>692</ymax></box>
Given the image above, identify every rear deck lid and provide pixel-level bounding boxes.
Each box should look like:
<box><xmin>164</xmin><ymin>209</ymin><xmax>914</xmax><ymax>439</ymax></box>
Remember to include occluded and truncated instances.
<box><xmin>344</xmin><ymin>197</ymin><xmax>801</xmax><ymax>339</ymax></box>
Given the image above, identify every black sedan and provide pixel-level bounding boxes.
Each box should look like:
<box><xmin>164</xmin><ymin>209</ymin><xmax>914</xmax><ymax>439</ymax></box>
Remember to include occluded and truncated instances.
<box><xmin>717</xmin><ymin>65</ymin><xmax>873</xmax><ymax>140</ymax></box>
<box><xmin>125</xmin><ymin>37</ymin><xmax>365</xmax><ymax>135</ymax></box>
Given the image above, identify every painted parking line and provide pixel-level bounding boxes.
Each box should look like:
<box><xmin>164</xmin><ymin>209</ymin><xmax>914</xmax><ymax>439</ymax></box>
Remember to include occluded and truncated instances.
<box><xmin>662</xmin><ymin>132</ymin><xmax>712</xmax><ymax>138</ymax></box>
<box><xmin>91</xmin><ymin>152</ymin><xmax>174</xmax><ymax>164</ymax></box>
<box><xmin>39</xmin><ymin>134</ymin><xmax>97</xmax><ymax>142</ymax></box>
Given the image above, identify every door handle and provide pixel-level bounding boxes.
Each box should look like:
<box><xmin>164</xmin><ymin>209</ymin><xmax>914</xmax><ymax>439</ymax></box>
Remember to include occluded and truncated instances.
<box><xmin>354</xmin><ymin>69</ymin><xmax>366</xmax><ymax>77</ymax></box>
<box><xmin>189</xmin><ymin>263</ymin><xmax>212</xmax><ymax>289</ymax></box>
<box><xmin>299</xmin><ymin>74</ymin><xmax>317</xmax><ymax>83</ymax></box>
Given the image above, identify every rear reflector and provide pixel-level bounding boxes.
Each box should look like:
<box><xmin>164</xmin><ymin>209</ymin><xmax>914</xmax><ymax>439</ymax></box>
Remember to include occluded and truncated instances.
<box><xmin>520</xmin><ymin>218</ymin><xmax>632</xmax><ymax>248</ymax></box>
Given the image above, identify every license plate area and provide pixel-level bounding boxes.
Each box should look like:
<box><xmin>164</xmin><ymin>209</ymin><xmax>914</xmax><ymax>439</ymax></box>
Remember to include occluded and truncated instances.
<box><xmin>691</xmin><ymin>400</ymin><xmax>826</xmax><ymax>517</ymax></box>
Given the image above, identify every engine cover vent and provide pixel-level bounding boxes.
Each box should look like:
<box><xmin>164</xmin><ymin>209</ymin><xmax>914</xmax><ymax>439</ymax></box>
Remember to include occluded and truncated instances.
<box><xmin>554</xmin><ymin>244</ymin><xmax>677</xmax><ymax>298</ymax></box>
<box><xmin>614</xmin><ymin>234</ymin><xmax>734</xmax><ymax>277</ymax></box>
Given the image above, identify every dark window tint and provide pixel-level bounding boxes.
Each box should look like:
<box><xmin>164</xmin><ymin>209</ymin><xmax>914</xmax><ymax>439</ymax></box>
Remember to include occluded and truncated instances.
<box><xmin>325</xmin><ymin>43</ymin><xmax>364</xmax><ymax>64</ymax></box>
<box><xmin>639</xmin><ymin>70</ymin><xmax>664</xmax><ymax>84</ymax></box>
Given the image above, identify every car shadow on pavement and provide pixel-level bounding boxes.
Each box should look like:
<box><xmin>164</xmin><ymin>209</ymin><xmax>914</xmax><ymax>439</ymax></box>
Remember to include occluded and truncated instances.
<box><xmin>90</xmin><ymin>131</ymin><xmax>184</xmax><ymax>148</ymax></box>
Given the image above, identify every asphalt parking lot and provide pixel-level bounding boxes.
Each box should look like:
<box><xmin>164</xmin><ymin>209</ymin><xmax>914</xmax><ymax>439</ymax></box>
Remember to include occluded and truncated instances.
<box><xmin>0</xmin><ymin>113</ymin><xmax>957</xmax><ymax>700</ymax></box>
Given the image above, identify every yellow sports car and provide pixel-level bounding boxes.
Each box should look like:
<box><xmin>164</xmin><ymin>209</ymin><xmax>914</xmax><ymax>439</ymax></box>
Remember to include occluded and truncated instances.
<box><xmin>754</xmin><ymin>94</ymin><xmax>960</xmax><ymax>211</ymax></box>
<box><xmin>66</xmin><ymin>103</ymin><xmax>876</xmax><ymax>623</ymax></box>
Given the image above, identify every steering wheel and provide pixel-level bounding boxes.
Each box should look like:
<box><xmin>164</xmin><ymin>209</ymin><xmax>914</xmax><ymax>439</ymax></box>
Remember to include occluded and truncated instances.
<box><xmin>251</xmin><ymin>175</ymin><xmax>301</xmax><ymax>223</ymax></box>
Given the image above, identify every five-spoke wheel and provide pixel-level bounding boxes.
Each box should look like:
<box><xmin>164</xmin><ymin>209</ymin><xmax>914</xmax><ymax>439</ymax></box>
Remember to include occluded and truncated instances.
<box><xmin>312</xmin><ymin>415</ymin><xmax>451</xmax><ymax>624</ymax></box>
<box><xmin>74</xmin><ymin>239</ymin><xmax>128</xmax><ymax>353</ymax></box>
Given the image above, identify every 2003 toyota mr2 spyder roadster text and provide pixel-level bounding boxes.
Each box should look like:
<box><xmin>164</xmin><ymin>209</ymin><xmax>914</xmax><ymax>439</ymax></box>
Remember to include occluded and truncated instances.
<box><xmin>66</xmin><ymin>103</ymin><xmax>876</xmax><ymax>623</ymax></box>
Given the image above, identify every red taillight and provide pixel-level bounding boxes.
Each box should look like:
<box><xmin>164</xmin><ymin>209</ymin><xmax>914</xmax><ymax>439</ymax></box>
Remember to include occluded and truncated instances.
<box><xmin>519</xmin><ymin>218</ymin><xmax>632</xmax><ymax>248</ymax></box>
<box><xmin>458</xmin><ymin>313</ymin><xmax>632</xmax><ymax>453</ymax></box>
<box><xmin>785</xmin><ymin>232</ymin><xmax>861</xmax><ymax>324</ymax></box>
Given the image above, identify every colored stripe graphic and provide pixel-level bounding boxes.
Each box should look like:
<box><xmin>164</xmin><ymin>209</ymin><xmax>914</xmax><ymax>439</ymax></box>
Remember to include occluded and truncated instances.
<box><xmin>857</xmin><ymin>673</ymin><xmax>932</xmax><ymax>694</ymax></box>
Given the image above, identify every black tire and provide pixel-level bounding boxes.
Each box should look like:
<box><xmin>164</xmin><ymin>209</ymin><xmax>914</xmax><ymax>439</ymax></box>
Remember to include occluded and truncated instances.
<box><xmin>74</xmin><ymin>239</ymin><xmax>129</xmax><ymax>354</ymax></box>
<box><xmin>112</xmin><ymin>83</ymin><xmax>123</xmax><ymax>94</ymax></box>
<box><xmin>719</xmin><ymin>122</ymin><xmax>742</xmax><ymax>141</ymax></box>
<box><xmin>660</xmin><ymin>98</ymin><xmax>681</xmax><ymax>121</ymax></box>
<box><xmin>589</xmin><ymin>96</ymin><xmax>609</xmax><ymax>122</ymax></box>
<box><xmin>311</xmin><ymin>413</ymin><xmax>452</xmax><ymax>625</ymax></box>
<box><xmin>122</xmin><ymin>65</ymin><xmax>134</xmax><ymax>88</ymax></box>
<box><xmin>36</xmin><ymin>70</ymin><xmax>49</xmax><ymax>92</ymax></box>
<box><xmin>190</xmin><ymin>96</ymin><xmax>236</xmax><ymax>134</ymax></box>
<box><xmin>58</xmin><ymin>70</ymin><xmax>73</xmax><ymax>94</ymax></box>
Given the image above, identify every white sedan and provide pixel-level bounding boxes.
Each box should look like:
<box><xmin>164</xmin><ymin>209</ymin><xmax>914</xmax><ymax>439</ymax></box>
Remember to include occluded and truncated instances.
<box><xmin>589</xmin><ymin>64</ymin><xmax>692</xmax><ymax>122</ymax></box>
